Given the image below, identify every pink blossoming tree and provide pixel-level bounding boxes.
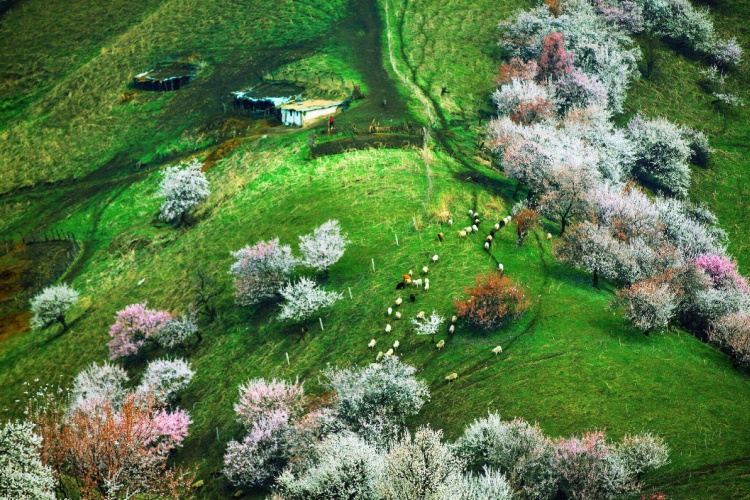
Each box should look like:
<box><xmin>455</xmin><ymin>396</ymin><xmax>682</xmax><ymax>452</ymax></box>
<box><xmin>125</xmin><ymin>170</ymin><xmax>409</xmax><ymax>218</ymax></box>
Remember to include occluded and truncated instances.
<box><xmin>107</xmin><ymin>303</ymin><xmax>172</xmax><ymax>360</ymax></box>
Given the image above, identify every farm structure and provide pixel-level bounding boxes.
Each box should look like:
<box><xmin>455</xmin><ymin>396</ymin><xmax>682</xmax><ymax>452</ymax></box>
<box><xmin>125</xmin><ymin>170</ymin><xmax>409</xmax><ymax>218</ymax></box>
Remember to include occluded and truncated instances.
<box><xmin>132</xmin><ymin>63</ymin><xmax>197</xmax><ymax>91</ymax></box>
<box><xmin>279</xmin><ymin>99</ymin><xmax>343</xmax><ymax>127</ymax></box>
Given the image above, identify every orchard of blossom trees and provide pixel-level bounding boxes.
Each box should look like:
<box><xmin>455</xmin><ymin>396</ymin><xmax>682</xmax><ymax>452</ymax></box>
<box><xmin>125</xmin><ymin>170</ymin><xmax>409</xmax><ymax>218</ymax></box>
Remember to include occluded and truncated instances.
<box><xmin>489</xmin><ymin>0</ymin><xmax>750</xmax><ymax>362</ymax></box>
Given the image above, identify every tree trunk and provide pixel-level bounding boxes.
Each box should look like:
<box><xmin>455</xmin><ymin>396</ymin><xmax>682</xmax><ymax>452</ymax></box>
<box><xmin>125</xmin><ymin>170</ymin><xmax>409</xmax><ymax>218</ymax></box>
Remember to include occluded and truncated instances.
<box><xmin>593</xmin><ymin>269</ymin><xmax>599</xmax><ymax>289</ymax></box>
<box><xmin>560</xmin><ymin>217</ymin><xmax>567</xmax><ymax>235</ymax></box>
<box><xmin>57</xmin><ymin>315</ymin><xmax>68</xmax><ymax>332</ymax></box>
<box><xmin>196</xmin><ymin>331</ymin><xmax>203</xmax><ymax>343</ymax></box>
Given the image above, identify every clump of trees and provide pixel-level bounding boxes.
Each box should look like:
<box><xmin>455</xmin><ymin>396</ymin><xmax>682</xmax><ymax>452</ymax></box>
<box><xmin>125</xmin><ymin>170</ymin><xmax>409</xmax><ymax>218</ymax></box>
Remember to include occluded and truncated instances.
<box><xmin>0</xmin><ymin>421</ymin><xmax>56</xmax><ymax>500</ymax></box>
<box><xmin>29</xmin><ymin>283</ymin><xmax>79</xmax><ymax>332</ymax></box>
<box><xmin>454</xmin><ymin>274</ymin><xmax>530</xmax><ymax>332</ymax></box>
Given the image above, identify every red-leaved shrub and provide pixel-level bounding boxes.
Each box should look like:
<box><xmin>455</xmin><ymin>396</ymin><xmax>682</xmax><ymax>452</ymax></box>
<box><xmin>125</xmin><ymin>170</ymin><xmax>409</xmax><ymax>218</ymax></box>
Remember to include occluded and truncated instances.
<box><xmin>454</xmin><ymin>274</ymin><xmax>530</xmax><ymax>332</ymax></box>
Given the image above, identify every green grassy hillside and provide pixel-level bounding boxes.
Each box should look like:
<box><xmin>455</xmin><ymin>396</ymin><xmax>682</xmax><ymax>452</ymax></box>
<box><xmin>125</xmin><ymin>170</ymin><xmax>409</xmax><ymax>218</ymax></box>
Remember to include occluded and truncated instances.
<box><xmin>1</xmin><ymin>0</ymin><xmax>750</xmax><ymax>498</ymax></box>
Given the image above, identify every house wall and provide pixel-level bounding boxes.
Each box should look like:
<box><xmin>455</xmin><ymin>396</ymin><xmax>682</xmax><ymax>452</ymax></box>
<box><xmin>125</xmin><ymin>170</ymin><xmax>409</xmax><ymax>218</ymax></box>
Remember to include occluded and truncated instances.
<box><xmin>281</xmin><ymin>109</ymin><xmax>303</xmax><ymax>127</ymax></box>
<box><xmin>303</xmin><ymin>106</ymin><xmax>338</xmax><ymax>125</ymax></box>
<box><xmin>280</xmin><ymin>105</ymin><xmax>339</xmax><ymax>127</ymax></box>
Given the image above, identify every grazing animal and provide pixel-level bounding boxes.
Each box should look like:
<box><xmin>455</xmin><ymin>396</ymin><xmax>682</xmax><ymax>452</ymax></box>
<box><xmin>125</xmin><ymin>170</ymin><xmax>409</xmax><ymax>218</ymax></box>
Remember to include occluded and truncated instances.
<box><xmin>474</xmin><ymin>218</ymin><xmax>480</xmax><ymax>226</ymax></box>
<box><xmin>402</xmin><ymin>274</ymin><xmax>412</xmax><ymax>282</ymax></box>
<box><xmin>458</xmin><ymin>230</ymin><xmax>467</xmax><ymax>238</ymax></box>
<box><xmin>385</xmin><ymin>348</ymin><xmax>394</xmax><ymax>357</ymax></box>
<box><xmin>416</xmin><ymin>311</ymin><xmax>425</xmax><ymax>319</ymax></box>
<box><xmin>409</xmin><ymin>270</ymin><xmax>414</xmax><ymax>276</ymax></box>
<box><xmin>436</xmin><ymin>339</ymin><xmax>445</xmax><ymax>350</ymax></box>
<box><xmin>422</xmin><ymin>266</ymin><xmax>429</xmax><ymax>274</ymax></box>
<box><xmin>409</xmin><ymin>294</ymin><xmax>416</xmax><ymax>302</ymax></box>
<box><xmin>432</xmin><ymin>254</ymin><xmax>439</xmax><ymax>263</ymax></box>
<box><xmin>395</xmin><ymin>311</ymin><xmax>402</xmax><ymax>319</ymax></box>
<box><xmin>492</xmin><ymin>345</ymin><xmax>503</xmax><ymax>355</ymax></box>
<box><xmin>468</xmin><ymin>209</ymin><xmax>474</xmax><ymax>216</ymax></box>
<box><xmin>393</xmin><ymin>340</ymin><xmax>400</xmax><ymax>350</ymax></box>
<box><xmin>474</xmin><ymin>212</ymin><xmax>479</xmax><ymax>219</ymax></box>
<box><xmin>412</xmin><ymin>278</ymin><xmax>423</xmax><ymax>288</ymax></box>
<box><xmin>376</xmin><ymin>351</ymin><xmax>384</xmax><ymax>361</ymax></box>
<box><xmin>445</xmin><ymin>373</ymin><xmax>458</xmax><ymax>383</ymax></box>
<box><xmin>424</xmin><ymin>278</ymin><xmax>430</xmax><ymax>292</ymax></box>
<box><xmin>396</xmin><ymin>282</ymin><xmax>406</xmax><ymax>290</ymax></box>
<box><xmin>448</xmin><ymin>218</ymin><xmax>453</xmax><ymax>226</ymax></box>
<box><xmin>464</xmin><ymin>226</ymin><xmax>473</xmax><ymax>234</ymax></box>
<box><xmin>498</xmin><ymin>263</ymin><xmax>504</xmax><ymax>273</ymax></box>
<box><xmin>395</xmin><ymin>297</ymin><xmax>403</xmax><ymax>306</ymax></box>
<box><xmin>387</xmin><ymin>307</ymin><xmax>393</xmax><ymax>316</ymax></box>
<box><xmin>490</xmin><ymin>230</ymin><xmax>496</xmax><ymax>237</ymax></box>
<box><xmin>449</xmin><ymin>324</ymin><xmax>455</xmax><ymax>334</ymax></box>
<box><xmin>439</xmin><ymin>210</ymin><xmax>450</xmax><ymax>220</ymax></box>
<box><xmin>484</xmin><ymin>242</ymin><xmax>490</xmax><ymax>251</ymax></box>
<box><xmin>472</xmin><ymin>225</ymin><xmax>479</xmax><ymax>233</ymax></box>
<box><xmin>438</xmin><ymin>233</ymin><xmax>444</xmax><ymax>242</ymax></box>
<box><xmin>368</xmin><ymin>339</ymin><xmax>377</xmax><ymax>349</ymax></box>
<box><xmin>494</xmin><ymin>223</ymin><xmax>500</xmax><ymax>231</ymax></box>
<box><xmin>385</xmin><ymin>324</ymin><xmax>392</xmax><ymax>333</ymax></box>
<box><xmin>451</xmin><ymin>315</ymin><xmax>457</xmax><ymax>324</ymax></box>
<box><xmin>487</xmin><ymin>235</ymin><xmax>493</xmax><ymax>242</ymax></box>
<box><xmin>546</xmin><ymin>232</ymin><xmax>552</xmax><ymax>240</ymax></box>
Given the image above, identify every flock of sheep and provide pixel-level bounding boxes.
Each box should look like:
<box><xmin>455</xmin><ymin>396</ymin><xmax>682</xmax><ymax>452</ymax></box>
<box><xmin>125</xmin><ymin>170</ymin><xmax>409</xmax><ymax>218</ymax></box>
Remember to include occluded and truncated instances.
<box><xmin>368</xmin><ymin>208</ymin><xmax>516</xmax><ymax>384</ymax></box>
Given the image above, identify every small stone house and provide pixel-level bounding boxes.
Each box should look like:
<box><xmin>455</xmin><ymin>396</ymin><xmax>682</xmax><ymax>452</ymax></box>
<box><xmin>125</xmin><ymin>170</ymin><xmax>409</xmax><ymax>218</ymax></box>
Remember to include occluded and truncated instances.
<box><xmin>279</xmin><ymin>99</ymin><xmax>343</xmax><ymax>127</ymax></box>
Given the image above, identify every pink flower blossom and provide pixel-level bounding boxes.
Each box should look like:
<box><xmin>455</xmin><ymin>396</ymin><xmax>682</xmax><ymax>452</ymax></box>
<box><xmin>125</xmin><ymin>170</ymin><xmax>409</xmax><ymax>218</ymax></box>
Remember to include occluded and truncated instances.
<box><xmin>107</xmin><ymin>303</ymin><xmax>172</xmax><ymax>360</ymax></box>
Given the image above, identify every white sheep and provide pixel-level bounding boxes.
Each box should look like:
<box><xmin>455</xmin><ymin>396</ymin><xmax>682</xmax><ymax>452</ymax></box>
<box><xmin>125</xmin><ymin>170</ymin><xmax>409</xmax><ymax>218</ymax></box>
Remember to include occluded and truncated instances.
<box><xmin>395</xmin><ymin>297</ymin><xmax>403</xmax><ymax>306</ymax></box>
<box><xmin>385</xmin><ymin>348</ymin><xmax>394</xmax><ymax>357</ymax></box>
<box><xmin>484</xmin><ymin>242</ymin><xmax>490</xmax><ymax>251</ymax></box>
<box><xmin>498</xmin><ymin>263</ymin><xmax>504</xmax><ymax>273</ymax></box>
<box><xmin>451</xmin><ymin>315</ymin><xmax>457</xmax><ymax>324</ymax></box>
<box><xmin>436</xmin><ymin>339</ymin><xmax>445</xmax><ymax>350</ymax></box>
<box><xmin>472</xmin><ymin>224</ymin><xmax>479</xmax><ymax>233</ymax></box>
<box><xmin>393</xmin><ymin>340</ymin><xmax>400</xmax><ymax>350</ymax></box>
<box><xmin>474</xmin><ymin>212</ymin><xmax>479</xmax><ymax>219</ymax></box>
<box><xmin>368</xmin><ymin>339</ymin><xmax>377</xmax><ymax>349</ymax></box>
<box><xmin>385</xmin><ymin>324</ymin><xmax>392</xmax><ymax>333</ymax></box>
<box><xmin>468</xmin><ymin>209</ymin><xmax>474</xmax><ymax>216</ymax></box>
<box><xmin>458</xmin><ymin>230</ymin><xmax>467</xmax><ymax>238</ymax></box>
<box><xmin>395</xmin><ymin>311</ymin><xmax>402</xmax><ymax>319</ymax></box>
<box><xmin>494</xmin><ymin>223</ymin><xmax>500</xmax><ymax>231</ymax></box>
<box><xmin>422</xmin><ymin>266</ymin><xmax>429</xmax><ymax>274</ymax></box>
<box><xmin>486</xmin><ymin>235</ymin><xmax>493</xmax><ymax>242</ymax></box>
<box><xmin>432</xmin><ymin>254</ymin><xmax>439</xmax><ymax>263</ymax></box>
<box><xmin>546</xmin><ymin>232</ymin><xmax>552</xmax><ymax>240</ymax></box>
<box><xmin>416</xmin><ymin>311</ymin><xmax>425</xmax><ymax>319</ymax></box>
<box><xmin>449</xmin><ymin>324</ymin><xmax>455</xmax><ymax>334</ymax></box>
<box><xmin>387</xmin><ymin>307</ymin><xmax>393</xmax><ymax>316</ymax></box>
<box><xmin>409</xmin><ymin>269</ymin><xmax>414</xmax><ymax>276</ymax></box>
<box><xmin>412</xmin><ymin>278</ymin><xmax>423</xmax><ymax>287</ymax></box>
<box><xmin>376</xmin><ymin>351</ymin><xmax>384</xmax><ymax>361</ymax></box>
<box><xmin>424</xmin><ymin>278</ymin><xmax>430</xmax><ymax>292</ymax></box>
<box><xmin>445</xmin><ymin>373</ymin><xmax>458</xmax><ymax>383</ymax></box>
<box><xmin>504</xmin><ymin>216</ymin><xmax>511</xmax><ymax>224</ymax></box>
<box><xmin>492</xmin><ymin>345</ymin><xmax>503</xmax><ymax>355</ymax></box>
<box><xmin>448</xmin><ymin>218</ymin><xmax>453</xmax><ymax>226</ymax></box>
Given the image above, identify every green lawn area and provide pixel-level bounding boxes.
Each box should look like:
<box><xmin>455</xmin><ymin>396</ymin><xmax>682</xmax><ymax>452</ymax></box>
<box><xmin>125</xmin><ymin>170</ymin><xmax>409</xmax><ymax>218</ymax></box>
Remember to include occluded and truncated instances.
<box><xmin>1</xmin><ymin>0</ymin><xmax>750</xmax><ymax>498</ymax></box>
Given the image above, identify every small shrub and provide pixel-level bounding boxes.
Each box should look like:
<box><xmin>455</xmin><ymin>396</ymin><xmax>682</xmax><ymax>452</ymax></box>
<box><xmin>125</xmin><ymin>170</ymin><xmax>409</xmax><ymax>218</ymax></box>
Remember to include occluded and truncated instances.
<box><xmin>278</xmin><ymin>277</ymin><xmax>343</xmax><ymax>323</ymax></box>
<box><xmin>136</xmin><ymin>358</ymin><xmax>195</xmax><ymax>404</ymax></box>
<box><xmin>615</xmin><ymin>276</ymin><xmax>680</xmax><ymax>335</ymax></box>
<box><xmin>154</xmin><ymin>310</ymin><xmax>199</xmax><ymax>348</ymax></box>
<box><xmin>680</xmin><ymin>126</ymin><xmax>713</xmax><ymax>166</ymax></box>
<box><xmin>454</xmin><ymin>274</ymin><xmax>530</xmax><ymax>332</ymax></box>
<box><xmin>298</xmin><ymin>219</ymin><xmax>349</xmax><ymax>274</ymax></box>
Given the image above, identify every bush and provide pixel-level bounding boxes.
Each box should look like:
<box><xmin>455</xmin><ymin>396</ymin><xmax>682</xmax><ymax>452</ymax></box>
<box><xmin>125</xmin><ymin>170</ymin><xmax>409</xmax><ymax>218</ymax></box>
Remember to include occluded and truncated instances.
<box><xmin>0</xmin><ymin>421</ymin><xmax>56</xmax><ymax>500</ymax></box>
<box><xmin>627</xmin><ymin>115</ymin><xmax>691</xmax><ymax>196</ymax></box>
<box><xmin>230</xmin><ymin>238</ymin><xmax>298</xmax><ymax>306</ymax></box>
<box><xmin>324</xmin><ymin>356</ymin><xmax>429</xmax><ymax>446</ymax></box>
<box><xmin>615</xmin><ymin>276</ymin><xmax>679</xmax><ymax>334</ymax></box>
<box><xmin>455</xmin><ymin>274</ymin><xmax>530</xmax><ymax>332</ymax></box>
<box><xmin>446</xmin><ymin>468</ymin><xmax>513</xmax><ymax>500</ymax></box>
<box><xmin>495</xmin><ymin>58</ymin><xmax>538</xmax><ymax>85</ymax></box>
<box><xmin>680</xmin><ymin>126</ymin><xmax>713</xmax><ymax>165</ymax></box>
<box><xmin>617</xmin><ymin>434</ymin><xmax>669</xmax><ymax>479</ymax></box>
<box><xmin>515</xmin><ymin>209</ymin><xmax>541</xmax><ymax>246</ymax></box>
<box><xmin>153</xmin><ymin>309</ymin><xmax>199</xmax><ymax>348</ymax></box>
<box><xmin>493</xmin><ymin>79</ymin><xmax>553</xmax><ymax>121</ymax></box>
<box><xmin>538</xmin><ymin>32</ymin><xmax>574</xmax><ymax>80</ymax></box>
<box><xmin>70</xmin><ymin>362</ymin><xmax>129</xmax><ymax>413</ymax></box>
<box><xmin>30</xmin><ymin>283</ymin><xmax>79</xmax><ymax>331</ymax></box>
<box><xmin>136</xmin><ymin>358</ymin><xmax>195</xmax><ymax>404</ymax></box>
<box><xmin>552</xmin><ymin>70</ymin><xmax>608</xmax><ymax>113</ymax></box>
<box><xmin>157</xmin><ymin>159</ymin><xmax>210</xmax><ymax>225</ymax></box>
<box><xmin>709</xmin><ymin>310</ymin><xmax>750</xmax><ymax>367</ymax></box>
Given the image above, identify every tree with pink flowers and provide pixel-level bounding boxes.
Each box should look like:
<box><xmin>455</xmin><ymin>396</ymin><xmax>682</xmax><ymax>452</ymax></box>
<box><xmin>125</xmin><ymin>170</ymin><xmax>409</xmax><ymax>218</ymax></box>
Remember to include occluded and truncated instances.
<box><xmin>107</xmin><ymin>303</ymin><xmax>172</xmax><ymax>360</ymax></box>
<box><xmin>230</xmin><ymin>238</ymin><xmax>298</xmax><ymax>306</ymax></box>
<box><xmin>695</xmin><ymin>253</ymin><xmax>749</xmax><ymax>292</ymax></box>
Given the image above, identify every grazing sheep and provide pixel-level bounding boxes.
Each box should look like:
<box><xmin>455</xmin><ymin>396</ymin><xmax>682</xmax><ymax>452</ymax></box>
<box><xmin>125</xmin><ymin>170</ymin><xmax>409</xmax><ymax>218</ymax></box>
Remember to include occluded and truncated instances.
<box><xmin>385</xmin><ymin>348</ymin><xmax>394</xmax><ymax>357</ymax></box>
<box><xmin>469</xmin><ymin>209</ymin><xmax>474</xmax><ymax>216</ymax></box>
<box><xmin>376</xmin><ymin>351</ymin><xmax>384</xmax><ymax>361</ymax></box>
<box><xmin>448</xmin><ymin>218</ymin><xmax>453</xmax><ymax>226</ymax></box>
<box><xmin>445</xmin><ymin>373</ymin><xmax>458</xmax><ymax>383</ymax></box>
<box><xmin>393</xmin><ymin>340</ymin><xmax>400</xmax><ymax>350</ymax></box>
<box><xmin>385</xmin><ymin>324</ymin><xmax>392</xmax><ymax>333</ymax></box>
<box><xmin>458</xmin><ymin>230</ymin><xmax>467</xmax><ymax>238</ymax></box>
<box><xmin>546</xmin><ymin>232</ymin><xmax>552</xmax><ymax>240</ymax></box>
<box><xmin>424</xmin><ymin>278</ymin><xmax>430</xmax><ymax>292</ymax></box>
<box><xmin>368</xmin><ymin>339</ymin><xmax>377</xmax><ymax>349</ymax></box>
<box><xmin>436</xmin><ymin>339</ymin><xmax>445</xmax><ymax>350</ymax></box>
<box><xmin>451</xmin><ymin>315</ymin><xmax>457</xmax><ymax>324</ymax></box>
<box><xmin>438</xmin><ymin>233</ymin><xmax>444</xmax><ymax>242</ymax></box>
<box><xmin>388</xmin><ymin>307</ymin><xmax>393</xmax><ymax>316</ymax></box>
<box><xmin>422</xmin><ymin>266</ymin><xmax>429</xmax><ymax>274</ymax></box>
<box><xmin>449</xmin><ymin>324</ymin><xmax>455</xmax><ymax>334</ymax></box>
<box><xmin>412</xmin><ymin>278</ymin><xmax>423</xmax><ymax>288</ymax></box>
<box><xmin>498</xmin><ymin>263</ymin><xmax>504</xmax><ymax>273</ymax></box>
<box><xmin>504</xmin><ymin>216</ymin><xmax>511</xmax><ymax>224</ymax></box>
<box><xmin>432</xmin><ymin>254</ymin><xmax>439</xmax><ymax>263</ymax></box>
<box><xmin>492</xmin><ymin>345</ymin><xmax>503</xmax><ymax>355</ymax></box>
<box><xmin>395</xmin><ymin>297</ymin><xmax>403</xmax><ymax>306</ymax></box>
<box><xmin>474</xmin><ymin>218</ymin><xmax>480</xmax><ymax>226</ymax></box>
<box><xmin>474</xmin><ymin>212</ymin><xmax>479</xmax><ymax>219</ymax></box>
<box><xmin>494</xmin><ymin>223</ymin><xmax>500</xmax><ymax>231</ymax></box>
<box><xmin>395</xmin><ymin>311</ymin><xmax>402</xmax><ymax>319</ymax></box>
<box><xmin>409</xmin><ymin>270</ymin><xmax>414</xmax><ymax>276</ymax></box>
<box><xmin>486</xmin><ymin>235</ymin><xmax>493</xmax><ymax>242</ymax></box>
<box><xmin>484</xmin><ymin>242</ymin><xmax>490</xmax><ymax>251</ymax></box>
<box><xmin>409</xmin><ymin>294</ymin><xmax>416</xmax><ymax>302</ymax></box>
<box><xmin>416</xmin><ymin>311</ymin><xmax>425</xmax><ymax>319</ymax></box>
<box><xmin>402</xmin><ymin>274</ymin><xmax>411</xmax><ymax>282</ymax></box>
<box><xmin>396</xmin><ymin>282</ymin><xmax>406</xmax><ymax>290</ymax></box>
<box><xmin>472</xmin><ymin>225</ymin><xmax>479</xmax><ymax>233</ymax></box>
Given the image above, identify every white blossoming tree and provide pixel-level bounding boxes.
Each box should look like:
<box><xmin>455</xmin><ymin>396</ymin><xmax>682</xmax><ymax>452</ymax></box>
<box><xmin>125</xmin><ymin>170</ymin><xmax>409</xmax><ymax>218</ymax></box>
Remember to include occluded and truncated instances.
<box><xmin>135</xmin><ymin>358</ymin><xmax>195</xmax><ymax>404</ymax></box>
<box><xmin>157</xmin><ymin>159</ymin><xmax>210</xmax><ymax>226</ymax></box>
<box><xmin>70</xmin><ymin>362</ymin><xmax>130</xmax><ymax>412</ymax></box>
<box><xmin>229</xmin><ymin>239</ymin><xmax>298</xmax><ymax>306</ymax></box>
<box><xmin>0</xmin><ymin>421</ymin><xmax>56</xmax><ymax>500</ymax></box>
<box><xmin>412</xmin><ymin>310</ymin><xmax>445</xmax><ymax>340</ymax></box>
<box><xmin>30</xmin><ymin>283</ymin><xmax>79</xmax><ymax>332</ymax></box>
<box><xmin>278</xmin><ymin>277</ymin><xmax>342</xmax><ymax>324</ymax></box>
<box><xmin>298</xmin><ymin>220</ymin><xmax>349</xmax><ymax>275</ymax></box>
